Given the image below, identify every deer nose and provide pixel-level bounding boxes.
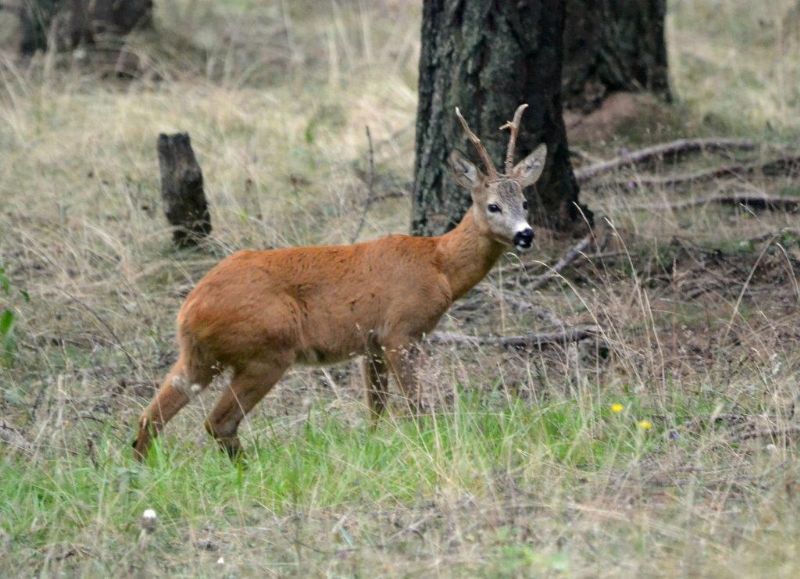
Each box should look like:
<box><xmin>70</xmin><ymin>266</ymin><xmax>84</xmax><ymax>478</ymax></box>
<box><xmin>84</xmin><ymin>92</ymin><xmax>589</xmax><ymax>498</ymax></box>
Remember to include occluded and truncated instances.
<box><xmin>514</xmin><ymin>227</ymin><xmax>534</xmax><ymax>249</ymax></box>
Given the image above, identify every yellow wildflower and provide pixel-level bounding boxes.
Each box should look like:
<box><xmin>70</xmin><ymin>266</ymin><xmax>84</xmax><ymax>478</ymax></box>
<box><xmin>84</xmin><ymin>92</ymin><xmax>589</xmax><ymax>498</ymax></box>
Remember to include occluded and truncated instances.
<box><xmin>610</xmin><ymin>403</ymin><xmax>624</xmax><ymax>414</ymax></box>
<box><xmin>638</xmin><ymin>420</ymin><xmax>653</xmax><ymax>431</ymax></box>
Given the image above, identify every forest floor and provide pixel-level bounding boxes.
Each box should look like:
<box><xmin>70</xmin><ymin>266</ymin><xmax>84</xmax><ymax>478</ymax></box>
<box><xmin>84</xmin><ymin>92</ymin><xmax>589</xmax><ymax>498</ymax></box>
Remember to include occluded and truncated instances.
<box><xmin>1</xmin><ymin>1</ymin><xmax>800</xmax><ymax>576</ymax></box>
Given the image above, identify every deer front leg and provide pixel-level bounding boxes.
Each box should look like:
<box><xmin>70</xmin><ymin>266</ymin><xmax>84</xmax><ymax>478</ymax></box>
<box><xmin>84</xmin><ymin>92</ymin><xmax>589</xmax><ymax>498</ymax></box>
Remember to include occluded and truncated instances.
<box><xmin>383</xmin><ymin>343</ymin><xmax>422</xmax><ymax>416</ymax></box>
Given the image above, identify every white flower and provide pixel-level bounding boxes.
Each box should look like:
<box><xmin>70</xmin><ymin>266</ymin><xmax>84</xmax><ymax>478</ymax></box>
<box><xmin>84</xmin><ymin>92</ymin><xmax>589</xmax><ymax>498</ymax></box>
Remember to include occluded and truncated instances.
<box><xmin>140</xmin><ymin>509</ymin><xmax>158</xmax><ymax>533</ymax></box>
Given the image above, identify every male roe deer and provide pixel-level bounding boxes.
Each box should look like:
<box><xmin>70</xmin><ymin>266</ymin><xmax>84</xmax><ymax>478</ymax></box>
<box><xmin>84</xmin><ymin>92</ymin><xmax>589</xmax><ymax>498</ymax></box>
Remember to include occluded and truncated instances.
<box><xmin>133</xmin><ymin>104</ymin><xmax>546</xmax><ymax>460</ymax></box>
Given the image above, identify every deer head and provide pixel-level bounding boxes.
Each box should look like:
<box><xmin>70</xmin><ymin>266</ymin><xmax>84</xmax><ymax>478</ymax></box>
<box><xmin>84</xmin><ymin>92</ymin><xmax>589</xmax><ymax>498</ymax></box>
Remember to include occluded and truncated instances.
<box><xmin>449</xmin><ymin>104</ymin><xmax>546</xmax><ymax>251</ymax></box>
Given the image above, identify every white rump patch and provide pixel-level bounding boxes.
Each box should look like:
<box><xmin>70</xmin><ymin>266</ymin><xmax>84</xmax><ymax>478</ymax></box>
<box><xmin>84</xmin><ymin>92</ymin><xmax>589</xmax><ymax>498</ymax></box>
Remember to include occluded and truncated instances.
<box><xmin>171</xmin><ymin>366</ymin><xmax>233</xmax><ymax>398</ymax></box>
<box><xmin>172</xmin><ymin>374</ymin><xmax>201</xmax><ymax>398</ymax></box>
<box><xmin>211</xmin><ymin>366</ymin><xmax>234</xmax><ymax>389</ymax></box>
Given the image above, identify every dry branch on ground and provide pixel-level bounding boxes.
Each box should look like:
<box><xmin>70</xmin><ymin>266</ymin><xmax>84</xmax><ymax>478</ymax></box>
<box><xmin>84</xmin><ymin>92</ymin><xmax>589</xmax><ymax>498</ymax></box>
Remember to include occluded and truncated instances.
<box><xmin>574</xmin><ymin>137</ymin><xmax>758</xmax><ymax>183</ymax></box>
<box><xmin>633</xmin><ymin>193</ymin><xmax>800</xmax><ymax>213</ymax></box>
<box><xmin>429</xmin><ymin>325</ymin><xmax>601</xmax><ymax>351</ymax></box>
<box><xmin>594</xmin><ymin>154</ymin><xmax>800</xmax><ymax>190</ymax></box>
<box><xmin>528</xmin><ymin>235</ymin><xmax>594</xmax><ymax>290</ymax></box>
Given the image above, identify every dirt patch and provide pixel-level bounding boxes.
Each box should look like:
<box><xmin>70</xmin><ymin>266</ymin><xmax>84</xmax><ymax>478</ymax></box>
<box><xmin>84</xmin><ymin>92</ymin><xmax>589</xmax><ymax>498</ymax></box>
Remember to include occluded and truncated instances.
<box><xmin>565</xmin><ymin>92</ymin><xmax>668</xmax><ymax>144</ymax></box>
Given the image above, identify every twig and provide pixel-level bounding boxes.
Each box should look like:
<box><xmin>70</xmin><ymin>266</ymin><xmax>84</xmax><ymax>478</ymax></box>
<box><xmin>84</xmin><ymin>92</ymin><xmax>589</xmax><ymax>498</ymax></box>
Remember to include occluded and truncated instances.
<box><xmin>733</xmin><ymin>426</ymin><xmax>800</xmax><ymax>442</ymax></box>
<box><xmin>60</xmin><ymin>288</ymin><xmax>137</xmax><ymax>367</ymax></box>
<box><xmin>370</xmin><ymin>188</ymin><xmax>408</xmax><ymax>203</ymax></box>
<box><xmin>351</xmin><ymin>126</ymin><xmax>375</xmax><ymax>243</ymax></box>
<box><xmin>632</xmin><ymin>193</ymin><xmax>800</xmax><ymax>213</ymax></box>
<box><xmin>574</xmin><ymin>137</ymin><xmax>757</xmax><ymax>183</ymax></box>
<box><xmin>747</xmin><ymin>228</ymin><xmax>800</xmax><ymax>244</ymax></box>
<box><xmin>495</xmin><ymin>230</ymin><xmax>612</xmax><ymax>277</ymax></box>
<box><xmin>429</xmin><ymin>325</ymin><xmax>601</xmax><ymax>351</ymax></box>
<box><xmin>528</xmin><ymin>235</ymin><xmax>593</xmax><ymax>291</ymax></box>
<box><xmin>477</xmin><ymin>285</ymin><xmax>568</xmax><ymax>328</ymax></box>
<box><xmin>0</xmin><ymin>420</ymin><xmax>32</xmax><ymax>454</ymax></box>
<box><xmin>502</xmin><ymin>296</ymin><xmax>567</xmax><ymax>327</ymax></box>
<box><xmin>594</xmin><ymin>154</ymin><xmax>800</xmax><ymax>190</ymax></box>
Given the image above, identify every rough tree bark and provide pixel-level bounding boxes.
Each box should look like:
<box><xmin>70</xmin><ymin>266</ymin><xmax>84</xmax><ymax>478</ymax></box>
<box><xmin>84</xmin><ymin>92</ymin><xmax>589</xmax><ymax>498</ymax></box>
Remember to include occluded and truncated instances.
<box><xmin>19</xmin><ymin>0</ymin><xmax>60</xmax><ymax>54</ymax></box>
<box><xmin>157</xmin><ymin>133</ymin><xmax>212</xmax><ymax>248</ymax></box>
<box><xmin>412</xmin><ymin>0</ymin><xmax>589</xmax><ymax>236</ymax></box>
<box><xmin>562</xmin><ymin>0</ymin><xmax>669</xmax><ymax>111</ymax></box>
<box><xmin>19</xmin><ymin>0</ymin><xmax>152</xmax><ymax>54</ymax></box>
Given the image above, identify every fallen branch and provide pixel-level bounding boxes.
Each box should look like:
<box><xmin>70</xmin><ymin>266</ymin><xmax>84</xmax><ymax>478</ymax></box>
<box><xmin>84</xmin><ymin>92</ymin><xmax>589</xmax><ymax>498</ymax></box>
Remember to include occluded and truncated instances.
<box><xmin>733</xmin><ymin>426</ymin><xmax>800</xmax><ymax>442</ymax></box>
<box><xmin>633</xmin><ymin>193</ymin><xmax>800</xmax><ymax>213</ymax></box>
<box><xmin>527</xmin><ymin>234</ymin><xmax>593</xmax><ymax>291</ymax></box>
<box><xmin>595</xmin><ymin>154</ymin><xmax>800</xmax><ymax>190</ymax></box>
<box><xmin>429</xmin><ymin>325</ymin><xmax>601</xmax><ymax>351</ymax></box>
<box><xmin>570</xmin><ymin>146</ymin><xmax>604</xmax><ymax>165</ymax></box>
<box><xmin>575</xmin><ymin>138</ymin><xmax>757</xmax><ymax>183</ymax></box>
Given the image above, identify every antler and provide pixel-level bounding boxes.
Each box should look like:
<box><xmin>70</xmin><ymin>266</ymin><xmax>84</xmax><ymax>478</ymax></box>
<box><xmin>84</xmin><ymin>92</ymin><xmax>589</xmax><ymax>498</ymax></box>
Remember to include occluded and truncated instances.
<box><xmin>500</xmin><ymin>103</ymin><xmax>529</xmax><ymax>173</ymax></box>
<box><xmin>455</xmin><ymin>107</ymin><xmax>497</xmax><ymax>179</ymax></box>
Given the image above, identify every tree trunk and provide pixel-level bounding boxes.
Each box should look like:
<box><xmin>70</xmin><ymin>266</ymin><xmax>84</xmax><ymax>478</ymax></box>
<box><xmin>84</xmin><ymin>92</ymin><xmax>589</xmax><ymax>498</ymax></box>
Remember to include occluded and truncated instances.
<box><xmin>19</xmin><ymin>0</ymin><xmax>60</xmax><ymax>54</ymax></box>
<box><xmin>18</xmin><ymin>0</ymin><xmax>152</xmax><ymax>54</ymax></box>
<box><xmin>157</xmin><ymin>133</ymin><xmax>212</xmax><ymax>248</ymax></box>
<box><xmin>563</xmin><ymin>0</ymin><xmax>669</xmax><ymax>111</ymax></box>
<box><xmin>412</xmin><ymin>0</ymin><xmax>588</xmax><ymax>236</ymax></box>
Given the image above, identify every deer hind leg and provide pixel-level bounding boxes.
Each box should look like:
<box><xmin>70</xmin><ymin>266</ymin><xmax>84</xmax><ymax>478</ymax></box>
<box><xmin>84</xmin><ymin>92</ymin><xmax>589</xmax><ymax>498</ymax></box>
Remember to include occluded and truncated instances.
<box><xmin>133</xmin><ymin>359</ymin><xmax>214</xmax><ymax>461</ymax></box>
<box><xmin>363</xmin><ymin>349</ymin><xmax>390</xmax><ymax>422</ymax></box>
<box><xmin>204</xmin><ymin>357</ymin><xmax>290</xmax><ymax>459</ymax></box>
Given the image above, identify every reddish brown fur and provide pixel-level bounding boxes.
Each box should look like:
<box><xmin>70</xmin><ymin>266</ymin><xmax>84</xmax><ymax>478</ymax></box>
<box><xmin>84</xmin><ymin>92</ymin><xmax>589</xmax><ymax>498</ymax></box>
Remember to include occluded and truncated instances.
<box><xmin>132</xmin><ymin>211</ymin><xmax>508</xmax><ymax>459</ymax></box>
<box><xmin>133</xmin><ymin>106</ymin><xmax>544</xmax><ymax>461</ymax></box>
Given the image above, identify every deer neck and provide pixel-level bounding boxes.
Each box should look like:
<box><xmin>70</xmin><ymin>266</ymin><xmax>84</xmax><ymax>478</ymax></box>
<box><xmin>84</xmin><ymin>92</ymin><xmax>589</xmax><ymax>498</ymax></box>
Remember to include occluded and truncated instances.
<box><xmin>436</xmin><ymin>207</ymin><xmax>506</xmax><ymax>301</ymax></box>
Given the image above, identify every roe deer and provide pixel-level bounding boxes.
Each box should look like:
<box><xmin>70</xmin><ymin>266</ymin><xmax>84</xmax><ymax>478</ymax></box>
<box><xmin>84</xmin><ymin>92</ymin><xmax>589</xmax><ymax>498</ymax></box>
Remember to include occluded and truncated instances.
<box><xmin>133</xmin><ymin>104</ymin><xmax>546</xmax><ymax>460</ymax></box>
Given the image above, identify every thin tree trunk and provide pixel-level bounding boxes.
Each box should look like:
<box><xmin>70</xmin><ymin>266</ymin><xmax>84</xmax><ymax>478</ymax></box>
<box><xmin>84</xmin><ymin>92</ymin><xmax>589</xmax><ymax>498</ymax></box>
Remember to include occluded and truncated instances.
<box><xmin>412</xmin><ymin>0</ymin><xmax>589</xmax><ymax>236</ymax></box>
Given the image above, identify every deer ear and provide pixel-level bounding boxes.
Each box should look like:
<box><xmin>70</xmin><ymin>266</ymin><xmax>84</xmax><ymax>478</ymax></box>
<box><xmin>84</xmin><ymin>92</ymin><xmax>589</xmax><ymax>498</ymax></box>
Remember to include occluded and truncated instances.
<box><xmin>512</xmin><ymin>144</ymin><xmax>547</xmax><ymax>187</ymax></box>
<box><xmin>449</xmin><ymin>150</ymin><xmax>482</xmax><ymax>189</ymax></box>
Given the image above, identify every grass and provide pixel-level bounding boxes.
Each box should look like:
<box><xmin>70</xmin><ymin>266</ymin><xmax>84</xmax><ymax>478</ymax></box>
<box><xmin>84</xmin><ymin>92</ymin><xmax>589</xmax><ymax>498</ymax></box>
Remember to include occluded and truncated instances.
<box><xmin>0</xmin><ymin>393</ymin><xmax>733</xmax><ymax>576</ymax></box>
<box><xmin>1</xmin><ymin>0</ymin><xmax>800</xmax><ymax>576</ymax></box>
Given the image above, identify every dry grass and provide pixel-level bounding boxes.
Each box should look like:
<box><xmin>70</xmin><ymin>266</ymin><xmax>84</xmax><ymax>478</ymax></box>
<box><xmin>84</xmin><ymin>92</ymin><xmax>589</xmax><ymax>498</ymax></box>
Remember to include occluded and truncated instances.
<box><xmin>1</xmin><ymin>0</ymin><xmax>799</xmax><ymax>576</ymax></box>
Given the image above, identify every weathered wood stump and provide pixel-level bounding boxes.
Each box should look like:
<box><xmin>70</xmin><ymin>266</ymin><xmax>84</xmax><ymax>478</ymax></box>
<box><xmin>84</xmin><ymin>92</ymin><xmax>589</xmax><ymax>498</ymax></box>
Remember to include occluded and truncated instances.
<box><xmin>157</xmin><ymin>133</ymin><xmax>211</xmax><ymax>247</ymax></box>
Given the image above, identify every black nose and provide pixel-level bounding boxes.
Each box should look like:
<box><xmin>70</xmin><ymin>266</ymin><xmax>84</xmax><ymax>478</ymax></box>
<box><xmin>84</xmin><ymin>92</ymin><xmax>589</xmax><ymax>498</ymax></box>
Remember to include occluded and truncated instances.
<box><xmin>514</xmin><ymin>228</ymin><xmax>534</xmax><ymax>248</ymax></box>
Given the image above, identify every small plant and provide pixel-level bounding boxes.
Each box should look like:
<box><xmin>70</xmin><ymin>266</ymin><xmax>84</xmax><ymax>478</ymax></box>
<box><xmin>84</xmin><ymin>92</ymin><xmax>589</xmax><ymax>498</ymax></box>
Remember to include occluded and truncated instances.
<box><xmin>0</xmin><ymin>265</ymin><xmax>28</xmax><ymax>366</ymax></box>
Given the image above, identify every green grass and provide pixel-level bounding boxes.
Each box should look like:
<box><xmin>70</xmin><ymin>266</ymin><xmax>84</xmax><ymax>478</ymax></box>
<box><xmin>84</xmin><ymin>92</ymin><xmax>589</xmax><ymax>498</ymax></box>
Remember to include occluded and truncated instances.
<box><xmin>0</xmin><ymin>393</ymin><xmax>663</xmax><ymax>537</ymax></box>
<box><xmin>0</xmin><ymin>391</ymin><xmax>673</xmax><ymax>571</ymax></box>
<box><xmin>3</xmin><ymin>388</ymin><xmax>795</xmax><ymax>576</ymax></box>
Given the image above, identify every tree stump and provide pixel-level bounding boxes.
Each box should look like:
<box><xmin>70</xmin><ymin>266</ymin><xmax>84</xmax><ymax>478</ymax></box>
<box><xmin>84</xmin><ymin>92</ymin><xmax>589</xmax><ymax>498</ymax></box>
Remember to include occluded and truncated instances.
<box><xmin>157</xmin><ymin>133</ymin><xmax>212</xmax><ymax>247</ymax></box>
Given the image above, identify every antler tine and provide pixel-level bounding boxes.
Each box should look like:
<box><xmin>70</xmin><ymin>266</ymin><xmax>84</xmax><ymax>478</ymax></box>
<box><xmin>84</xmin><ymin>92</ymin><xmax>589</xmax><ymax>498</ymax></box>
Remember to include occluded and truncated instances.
<box><xmin>500</xmin><ymin>103</ymin><xmax>529</xmax><ymax>173</ymax></box>
<box><xmin>455</xmin><ymin>107</ymin><xmax>497</xmax><ymax>178</ymax></box>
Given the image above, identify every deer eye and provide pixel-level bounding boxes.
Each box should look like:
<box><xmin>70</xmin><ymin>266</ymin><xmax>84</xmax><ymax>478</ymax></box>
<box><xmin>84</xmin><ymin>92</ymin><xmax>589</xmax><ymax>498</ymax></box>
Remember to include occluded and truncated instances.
<box><xmin>487</xmin><ymin>203</ymin><xmax>501</xmax><ymax>213</ymax></box>
<box><xmin>522</xmin><ymin>200</ymin><xmax>529</xmax><ymax>211</ymax></box>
